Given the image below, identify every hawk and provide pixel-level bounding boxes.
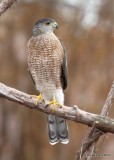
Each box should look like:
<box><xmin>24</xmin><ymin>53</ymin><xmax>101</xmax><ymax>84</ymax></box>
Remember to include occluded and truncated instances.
<box><xmin>27</xmin><ymin>18</ymin><xmax>69</xmax><ymax>145</ymax></box>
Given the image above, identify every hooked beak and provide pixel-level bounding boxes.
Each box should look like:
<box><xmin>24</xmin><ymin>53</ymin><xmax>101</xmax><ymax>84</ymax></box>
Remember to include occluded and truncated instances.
<box><xmin>52</xmin><ymin>22</ymin><xmax>58</xmax><ymax>29</ymax></box>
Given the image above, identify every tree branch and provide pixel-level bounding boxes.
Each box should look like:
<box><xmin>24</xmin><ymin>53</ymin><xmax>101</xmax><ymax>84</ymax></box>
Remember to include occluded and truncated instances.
<box><xmin>0</xmin><ymin>82</ymin><xmax>114</xmax><ymax>134</ymax></box>
<box><xmin>101</xmin><ymin>81</ymin><xmax>114</xmax><ymax>116</ymax></box>
<box><xmin>75</xmin><ymin>82</ymin><xmax>114</xmax><ymax>160</ymax></box>
<box><xmin>0</xmin><ymin>0</ymin><xmax>16</xmax><ymax>16</ymax></box>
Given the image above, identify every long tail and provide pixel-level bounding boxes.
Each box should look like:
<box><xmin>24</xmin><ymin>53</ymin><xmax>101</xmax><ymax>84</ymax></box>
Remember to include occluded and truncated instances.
<box><xmin>56</xmin><ymin>117</ymin><xmax>69</xmax><ymax>144</ymax></box>
<box><xmin>44</xmin><ymin>89</ymin><xmax>69</xmax><ymax>145</ymax></box>
<box><xmin>47</xmin><ymin>115</ymin><xmax>69</xmax><ymax>145</ymax></box>
<box><xmin>47</xmin><ymin>114</ymin><xmax>59</xmax><ymax>145</ymax></box>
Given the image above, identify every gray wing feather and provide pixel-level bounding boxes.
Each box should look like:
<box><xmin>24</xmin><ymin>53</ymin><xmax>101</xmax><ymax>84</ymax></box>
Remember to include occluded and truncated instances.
<box><xmin>47</xmin><ymin>115</ymin><xmax>59</xmax><ymax>145</ymax></box>
<box><xmin>59</xmin><ymin>39</ymin><xmax>68</xmax><ymax>90</ymax></box>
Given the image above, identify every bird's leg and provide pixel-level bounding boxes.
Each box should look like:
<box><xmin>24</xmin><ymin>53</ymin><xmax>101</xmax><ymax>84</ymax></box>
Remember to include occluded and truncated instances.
<box><xmin>48</xmin><ymin>96</ymin><xmax>62</xmax><ymax>113</ymax></box>
<box><xmin>31</xmin><ymin>93</ymin><xmax>44</xmax><ymax>105</ymax></box>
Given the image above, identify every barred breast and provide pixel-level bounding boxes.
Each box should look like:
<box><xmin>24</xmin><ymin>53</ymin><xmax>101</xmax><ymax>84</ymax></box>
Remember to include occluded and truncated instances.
<box><xmin>27</xmin><ymin>32</ymin><xmax>64</xmax><ymax>92</ymax></box>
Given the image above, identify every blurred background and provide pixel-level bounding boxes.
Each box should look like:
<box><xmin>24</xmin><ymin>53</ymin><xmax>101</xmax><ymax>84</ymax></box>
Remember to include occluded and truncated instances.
<box><xmin>0</xmin><ymin>0</ymin><xmax>114</xmax><ymax>160</ymax></box>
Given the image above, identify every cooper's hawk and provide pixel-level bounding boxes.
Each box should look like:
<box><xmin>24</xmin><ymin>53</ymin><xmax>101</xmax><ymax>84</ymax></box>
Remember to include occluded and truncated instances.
<box><xmin>27</xmin><ymin>18</ymin><xmax>69</xmax><ymax>145</ymax></box>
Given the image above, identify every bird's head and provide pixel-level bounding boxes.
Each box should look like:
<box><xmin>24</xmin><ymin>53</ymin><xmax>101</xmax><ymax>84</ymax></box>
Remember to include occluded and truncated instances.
<box><xmin>33</xmin><ymin>18</ymin><xmax>58</xmax><ymax>36</ymax></box>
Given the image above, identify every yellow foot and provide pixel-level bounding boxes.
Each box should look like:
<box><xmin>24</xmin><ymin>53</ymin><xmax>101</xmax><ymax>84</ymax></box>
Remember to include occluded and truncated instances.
<box><xmin>31</xmin><ymin>94</ymin><xmax>43</xmax><ymax>105</ymax></box>
<box><xmin>48</xmin><ymin>96</ymin><xmax>62</xmax><ymax>113</ymax></box>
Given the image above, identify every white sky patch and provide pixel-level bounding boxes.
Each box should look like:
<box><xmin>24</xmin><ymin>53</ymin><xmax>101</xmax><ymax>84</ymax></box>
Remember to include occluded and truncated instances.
<box><xmin>59</xmin><ymin>6</ymin><xmax>76</xmax><ymax>21</ymax></box>
<box><xmin>81</xmin><ymin>0</ymin><xmax>103</xmax><ymax>29</ymax></box>
<box><xmin>81</xmin><ymin>13</ymin><xmax>99</xmax><ymax>29</ymax></box>
<box><xmin>63</xmin><ymin>0</ymin><xmax>86</xmax><ymax>7</ymax></box>
<box><xmin>63</xmin><ymin>0</ymin><xmax>104</xmax><ymax>29</ymax></box>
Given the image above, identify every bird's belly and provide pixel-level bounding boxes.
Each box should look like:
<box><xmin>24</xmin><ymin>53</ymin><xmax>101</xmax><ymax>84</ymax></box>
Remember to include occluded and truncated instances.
<box><xmin>30</xmin><ymin>55</ymin><xmax>61</xmax><ymax>92</ymax></box>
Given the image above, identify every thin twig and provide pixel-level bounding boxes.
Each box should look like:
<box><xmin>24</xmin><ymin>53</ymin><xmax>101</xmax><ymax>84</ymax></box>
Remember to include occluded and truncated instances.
<box><xmin>0</xmin><ymin>0</ymin><xmax>16</xmax><ymax>16</ymax></box>
<box><xmin>75</xmin><ymin>82</ymin><xmax>114</xmax><ymax>160</ymax></box>
<box><xmin>88</xmin><ymin>121</ymin><xmax>99</xmax><ymax>138</ymax></box>
<box><xmin>101</xmin><ymin>82</ymin><xmax>114</xmax><ymax>116</ymax></box>
<box><xmin>84</xmin><ymin>145</ymin><xmax>95</xmax><ymax>160</ymax></box>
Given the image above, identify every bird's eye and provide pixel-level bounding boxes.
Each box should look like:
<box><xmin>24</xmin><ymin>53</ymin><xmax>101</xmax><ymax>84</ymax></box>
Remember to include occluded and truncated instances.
<box><xmin>46</xmin><ymin>22</ymin><xmax>51</xmax><ymax>25</ymax></box>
